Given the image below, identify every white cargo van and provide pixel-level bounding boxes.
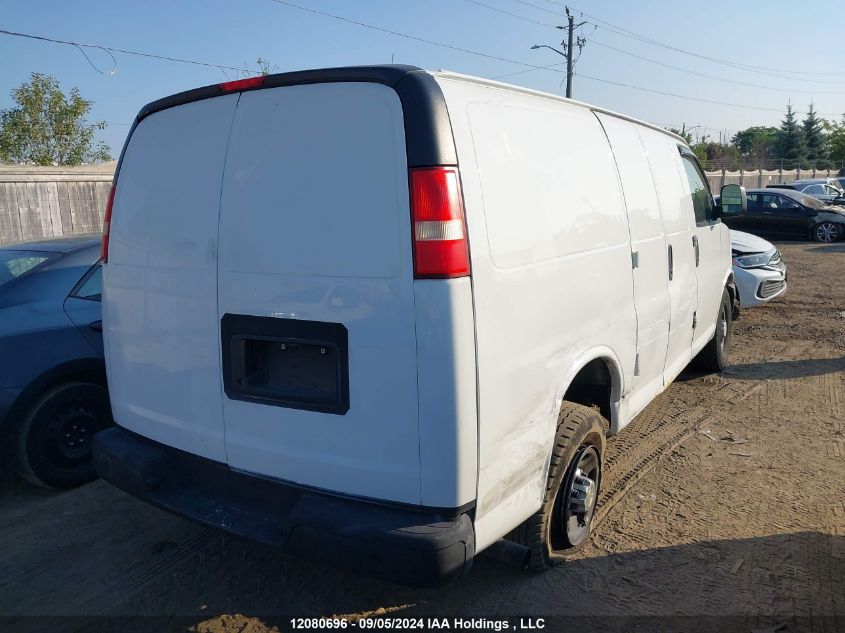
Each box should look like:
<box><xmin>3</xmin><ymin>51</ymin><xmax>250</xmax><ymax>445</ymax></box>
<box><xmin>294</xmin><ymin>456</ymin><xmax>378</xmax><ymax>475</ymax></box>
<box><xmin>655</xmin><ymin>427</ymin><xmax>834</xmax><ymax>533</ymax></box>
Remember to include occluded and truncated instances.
<box><xmin>94</xmin><ymin>65</ymin><xmax>746</xmax><ymax>586</ymax></box>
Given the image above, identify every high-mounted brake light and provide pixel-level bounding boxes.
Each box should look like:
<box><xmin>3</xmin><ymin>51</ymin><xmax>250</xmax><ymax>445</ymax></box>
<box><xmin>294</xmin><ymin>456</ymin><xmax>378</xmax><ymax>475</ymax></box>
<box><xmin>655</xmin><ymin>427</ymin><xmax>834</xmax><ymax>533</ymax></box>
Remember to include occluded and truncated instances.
<box><xmin>101</xmin><ymin>184</ymin><xmax>116</xmax><ymax>262</ymax></box>
<box><xmin>409</xmin><ymin>167</ymin><xmax>470</xmax><ymax>278</ymax></box>
<box><xmin>219</xmin><ymin>76</ymin><xmax>265</xmax><ymax>93</ymax></box>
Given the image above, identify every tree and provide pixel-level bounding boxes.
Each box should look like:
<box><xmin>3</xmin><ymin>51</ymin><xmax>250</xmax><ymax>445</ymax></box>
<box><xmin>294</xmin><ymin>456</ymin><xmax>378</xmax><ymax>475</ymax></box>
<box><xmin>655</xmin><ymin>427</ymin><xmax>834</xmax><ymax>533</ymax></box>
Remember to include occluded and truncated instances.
<box><xmin>690</xmin><ymin>138</ymin><xmax>710</xmax><ymax>165</ymax></box>
<box><xmin>802</xmin><ymin>103</ymin><xmax>828</xmax><ymax>166</ymax></box>
<box><xmin>775</xmin><ymin>103</ymin><xmax>805</xmax><ymax>165</ymax></box>
<box><xmin>828</xmin><ymin>115</ymin><xmax>845</xmax><ymax>165</ymax></box>
<box><xmin>667</xmin><ymin>126</ymin><xmax>693</xmax><ymax>145</ymax></box>
<box><xmin>731</xmin><ymin>126</ymin><xmax>778</xmax><ymax>164</ymax></box>
<box><xmin>0</xmin><ymin>73</ymin><xmax>111</xmax><ymax>165</ymax></box>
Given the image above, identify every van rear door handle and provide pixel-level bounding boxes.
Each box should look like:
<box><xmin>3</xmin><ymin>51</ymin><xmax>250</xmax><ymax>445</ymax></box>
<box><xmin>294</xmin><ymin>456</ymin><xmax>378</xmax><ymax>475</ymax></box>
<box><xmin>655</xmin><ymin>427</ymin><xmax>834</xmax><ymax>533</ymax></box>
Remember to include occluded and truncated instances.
<box><xmin>667</xmin><ymin>244</ymin><xmax>674</xmax><ymax>281</ymax></box>
<box><xmin>692</xmin><ymin>234</ymin><xmax>700</xmax><ymax>267</ymax></box>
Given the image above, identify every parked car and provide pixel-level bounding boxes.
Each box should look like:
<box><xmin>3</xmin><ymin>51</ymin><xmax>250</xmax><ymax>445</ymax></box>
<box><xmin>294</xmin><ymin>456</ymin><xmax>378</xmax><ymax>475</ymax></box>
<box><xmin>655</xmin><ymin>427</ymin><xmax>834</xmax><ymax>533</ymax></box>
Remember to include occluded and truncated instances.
<box><xmin>0</xmin><ymin>235</ymin><xmax>111</xmax><ymax>489</ymax></box>
<box><xmin>94</xmin><ymin>65</ymin><xmax>743</xmax><ymax>586</ymax></box>
<box><xmin>722</xmin><ymin>188</ymin><xmax>845</xmax><ymax>242</ymax></box>
<box><xmin>730</xmin><ymin>230</ymin><xmax>787</xmax><ymax>307</ymax></box>
<box><xmin>767</xmin><ymin>179</ymin><xmax>845</xmax><ymax>205</ymax></box>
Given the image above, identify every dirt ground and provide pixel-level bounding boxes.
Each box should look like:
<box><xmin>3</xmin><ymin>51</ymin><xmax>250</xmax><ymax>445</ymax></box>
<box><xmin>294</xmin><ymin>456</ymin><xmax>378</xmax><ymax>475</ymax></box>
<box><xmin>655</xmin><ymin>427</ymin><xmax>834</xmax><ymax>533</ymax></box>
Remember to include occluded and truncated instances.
<box><xmin>1</xmin><ymin>241</ymin><xmax>843</xmax><ymax>633</ymax></box>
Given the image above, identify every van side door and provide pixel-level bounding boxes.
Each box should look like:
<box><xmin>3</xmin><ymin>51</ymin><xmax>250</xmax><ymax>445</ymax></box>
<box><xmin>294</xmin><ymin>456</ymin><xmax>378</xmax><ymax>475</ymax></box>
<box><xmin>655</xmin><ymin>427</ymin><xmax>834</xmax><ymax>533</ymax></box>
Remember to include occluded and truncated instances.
<box><xmin>678</xmin><ymin>151</ymin><xmax>725</xmax><ymax>352</ymax></box>
<box><xmin>596</xmin><ymin>113</ymin><xmax>670</xmax><ymax>414</ymax></box>
<box><xmin>638</xmin><ymin>130</ymin><xmax>698</xmax><ymax>384</ymax></box>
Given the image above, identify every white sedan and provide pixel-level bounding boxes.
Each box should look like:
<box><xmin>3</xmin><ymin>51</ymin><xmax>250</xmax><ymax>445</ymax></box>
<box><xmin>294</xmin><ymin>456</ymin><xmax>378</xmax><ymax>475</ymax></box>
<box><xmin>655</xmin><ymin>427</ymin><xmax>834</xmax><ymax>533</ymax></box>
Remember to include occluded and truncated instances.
<box><xmin>730</xmin><ymin>230</ymin><xmax>787</xmax><ymax>308</ymax></box>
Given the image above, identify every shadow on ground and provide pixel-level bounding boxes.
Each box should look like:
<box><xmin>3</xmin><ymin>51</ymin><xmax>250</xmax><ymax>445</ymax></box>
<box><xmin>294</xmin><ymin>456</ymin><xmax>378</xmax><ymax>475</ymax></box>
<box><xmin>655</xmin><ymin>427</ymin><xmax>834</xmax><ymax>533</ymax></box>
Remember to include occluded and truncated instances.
<box><xmin>807</xmin><ymin>243</ymin><xmax>845</xmax><ymax>254</ymax></box>
<box><xmin>723</xmin><ymin>356</ymin><xmax>845</xmax><ymax>380</ymax></box>
<box><xmin>2</xmin><ymin>520</ymin><xmax>841</xmax><ymax>631</ymax></box>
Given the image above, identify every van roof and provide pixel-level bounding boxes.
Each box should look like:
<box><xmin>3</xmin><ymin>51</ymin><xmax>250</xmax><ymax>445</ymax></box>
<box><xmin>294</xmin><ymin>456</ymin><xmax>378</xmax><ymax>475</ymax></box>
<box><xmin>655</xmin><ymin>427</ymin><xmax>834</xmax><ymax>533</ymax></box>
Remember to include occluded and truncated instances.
<box><xmin>121</xmin><ymin>64</ymin><xmax>685</xmax><ymax>170</ymax></box>
<box><xmin>432</xmin><ymin>70</ymin><xmax>686</xmax><ymax>144</ymax></box>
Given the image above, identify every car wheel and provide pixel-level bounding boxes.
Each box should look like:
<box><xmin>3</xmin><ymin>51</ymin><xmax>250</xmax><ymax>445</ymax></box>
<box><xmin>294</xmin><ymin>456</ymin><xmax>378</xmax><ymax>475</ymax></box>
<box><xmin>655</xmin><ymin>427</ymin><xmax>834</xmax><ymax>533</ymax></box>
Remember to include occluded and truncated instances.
<box><xmin>692</xmin><ymin>288</ymin><xmax>732</xmax><ymax>373</ymax></box>
<box><xmin>813</xmin><ymin>222</ymin><xmax>840</xmax><ymax>243</ymax></box>
<box><xmin>509</xmin><ymin>402</ymin><xmax>606</xmax><ymax>570</ymax></box>
<box><xmin>16</xmin><ymin>382</ymin><xmax>113</xmax><ymax>490</ymax></box>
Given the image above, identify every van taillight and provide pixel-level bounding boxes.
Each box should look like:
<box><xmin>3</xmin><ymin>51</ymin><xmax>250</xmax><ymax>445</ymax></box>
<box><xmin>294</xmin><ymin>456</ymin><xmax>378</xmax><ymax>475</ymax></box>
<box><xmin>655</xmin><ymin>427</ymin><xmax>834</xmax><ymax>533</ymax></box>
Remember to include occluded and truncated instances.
<box><xmin>409</xmin><ymin>167</ymin><xmax>470</xmax><ymax>278</ymax></box>
<box><xmin>101</xmin><ymin>185</ymin><xmax>115</xmax><ymax>261</ymax></box>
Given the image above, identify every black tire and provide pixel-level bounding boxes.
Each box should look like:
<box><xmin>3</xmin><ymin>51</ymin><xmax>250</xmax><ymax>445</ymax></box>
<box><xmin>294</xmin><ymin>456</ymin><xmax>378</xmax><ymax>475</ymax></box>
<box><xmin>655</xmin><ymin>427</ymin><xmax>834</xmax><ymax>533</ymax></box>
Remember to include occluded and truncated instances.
<box><xmin>509</xmin><ymin>401</ymin><xmax>606</xmax><ymax>570</ymax></box>
<box><xmin>812</xmin><ymin>222</ymin><xmax>840</xmax><ymax>243</ymax></box>
<box><xmin>16</xmin><ymin>382</ymin><xmax>113</xmax><ymax>490</ymax></box>
<box><xmin>692</xmin><ymin>288</ymin><xmax>732</xmax><ymax>373</ymax></box>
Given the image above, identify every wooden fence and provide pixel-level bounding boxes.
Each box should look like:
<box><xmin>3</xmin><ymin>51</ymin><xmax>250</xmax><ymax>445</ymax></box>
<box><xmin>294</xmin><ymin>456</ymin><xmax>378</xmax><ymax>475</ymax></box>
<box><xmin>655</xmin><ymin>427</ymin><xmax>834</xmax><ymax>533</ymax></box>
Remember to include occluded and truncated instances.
<box><xmin>1</xmin><ymin>163</ymin><xmax>842</xmax><ymax>246</ymax></box>
<box><xmin>703</xmin><ymin>167</ymin><xmax>841</xmax><ymax>194</ymax></box>
<box><xmin>0</xmin><ymin>163</ymin><xmax>116</xmax><ymax>245</ymax></box>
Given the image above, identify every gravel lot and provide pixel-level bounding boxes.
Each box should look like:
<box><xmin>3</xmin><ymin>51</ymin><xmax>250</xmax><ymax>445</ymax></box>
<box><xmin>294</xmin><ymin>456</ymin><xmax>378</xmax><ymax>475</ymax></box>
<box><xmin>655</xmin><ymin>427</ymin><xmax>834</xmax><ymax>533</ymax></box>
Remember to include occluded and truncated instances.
<box><xmin>1</xmin><ymin>241</ymin><xmax>843</xmax><ymax>633</ymax></box>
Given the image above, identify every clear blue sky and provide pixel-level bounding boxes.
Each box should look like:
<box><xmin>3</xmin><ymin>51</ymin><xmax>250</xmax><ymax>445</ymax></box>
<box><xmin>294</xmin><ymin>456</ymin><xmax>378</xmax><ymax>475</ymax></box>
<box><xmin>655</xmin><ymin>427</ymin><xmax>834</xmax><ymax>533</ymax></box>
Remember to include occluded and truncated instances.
<box><xmin>2</xmin><ymin>0</ymin><xmax>844</xmax><ymax>157</ymax></box>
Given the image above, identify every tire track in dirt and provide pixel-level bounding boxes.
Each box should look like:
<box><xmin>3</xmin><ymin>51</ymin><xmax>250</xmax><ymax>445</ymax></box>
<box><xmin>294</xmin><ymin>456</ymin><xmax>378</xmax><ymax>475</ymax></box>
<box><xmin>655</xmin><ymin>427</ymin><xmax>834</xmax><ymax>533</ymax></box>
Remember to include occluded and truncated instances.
<box><xmin>594</xmin><ymin>340</ymin><xmax>810</xmax><ymax>528</ymax></box>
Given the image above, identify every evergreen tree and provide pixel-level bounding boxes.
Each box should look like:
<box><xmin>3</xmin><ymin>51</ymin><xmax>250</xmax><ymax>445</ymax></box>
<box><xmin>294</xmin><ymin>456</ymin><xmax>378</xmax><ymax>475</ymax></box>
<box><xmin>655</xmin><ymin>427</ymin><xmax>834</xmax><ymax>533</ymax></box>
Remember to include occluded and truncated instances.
<box><xmin>776</xmin><ymin>103</ymin><xmax>805</xmax><ymax>165</ymax></box>
<box><xmin>802</xmin><ymin>103</ymin><xmax>828</xmax><ymax>166</ymax></box>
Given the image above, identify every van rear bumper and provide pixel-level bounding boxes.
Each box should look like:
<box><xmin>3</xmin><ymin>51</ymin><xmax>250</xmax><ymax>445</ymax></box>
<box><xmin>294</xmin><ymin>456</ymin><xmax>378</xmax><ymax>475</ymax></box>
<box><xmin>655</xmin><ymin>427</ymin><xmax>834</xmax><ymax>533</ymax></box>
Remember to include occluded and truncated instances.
<box><xmin>93</xmin><ymin>426</ymin><xmax>475</xmax><ymax>587</ymax></box>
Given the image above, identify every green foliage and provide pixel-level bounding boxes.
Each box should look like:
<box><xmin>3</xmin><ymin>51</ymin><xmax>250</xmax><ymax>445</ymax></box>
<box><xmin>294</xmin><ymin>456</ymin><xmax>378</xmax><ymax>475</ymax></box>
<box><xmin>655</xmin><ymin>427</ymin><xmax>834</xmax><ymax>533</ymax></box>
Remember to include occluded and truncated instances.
<box><xmin>667</xmin><ymin>127</ymin><xmax>693</xmax><ymax>145</ymax></box>
<box><xmin>0</xmin><ymin>73</ymin><xmax>111</xmax><ymax>165</ymax></box>
<box><xmin>828</xmin><ymin>116</ymin><xmax>845</xmax><ymax>164</ymax></box>
<box><xmin>775</xmin><ymin>103</ymin><xmax>805</xmax><ymax>163</ymax></box>
<box><xmin>731</xmin><ymin>126</ymin><xmax>778</xmax><ymax>161</ymax></box>
<box><xmin>802</xmin><ymin>103</ymin><xmax>828</xmax><ymax>165</ymax></box>
<box><xmin>691</xmin><ymin>141</ymin><xmax>709</xmax><ymax>164</ymax></box>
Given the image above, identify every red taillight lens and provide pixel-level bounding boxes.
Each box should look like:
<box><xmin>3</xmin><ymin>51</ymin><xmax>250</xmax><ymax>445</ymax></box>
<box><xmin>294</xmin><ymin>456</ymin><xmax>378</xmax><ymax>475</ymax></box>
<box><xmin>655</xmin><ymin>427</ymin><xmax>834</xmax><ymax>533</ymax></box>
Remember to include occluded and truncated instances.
<box><xmin>219</xmin><ymin>76</ymin><xmax>265</xmax><ymax>93</ymax></box>
<box><xmin>101</xmin><ymin>185</ymin><xmax>115</xmax><ymax>261</ymax></box>
<box><xmin>409</xmin><ymin>167</ymin><xmax>470</xmax><ymax>278</ymax></box>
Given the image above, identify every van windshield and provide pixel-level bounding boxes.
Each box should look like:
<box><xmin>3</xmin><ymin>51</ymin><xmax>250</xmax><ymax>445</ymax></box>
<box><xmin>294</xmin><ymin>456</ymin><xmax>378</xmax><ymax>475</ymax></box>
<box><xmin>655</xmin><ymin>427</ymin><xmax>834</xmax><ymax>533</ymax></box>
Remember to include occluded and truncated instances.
<box><xmin>0</xmin><ymin>250</ymin><xmax>54</xmax><ymax>288</ymax></box>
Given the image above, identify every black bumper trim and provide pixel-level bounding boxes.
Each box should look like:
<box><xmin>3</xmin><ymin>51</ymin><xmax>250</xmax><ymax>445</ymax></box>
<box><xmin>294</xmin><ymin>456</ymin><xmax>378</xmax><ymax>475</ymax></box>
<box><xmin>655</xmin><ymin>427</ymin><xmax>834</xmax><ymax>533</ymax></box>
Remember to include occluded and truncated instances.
<box><xmin>93</xmin><ymin>427</ymin><xmax>475</xmax><ymax>587</ymax></box>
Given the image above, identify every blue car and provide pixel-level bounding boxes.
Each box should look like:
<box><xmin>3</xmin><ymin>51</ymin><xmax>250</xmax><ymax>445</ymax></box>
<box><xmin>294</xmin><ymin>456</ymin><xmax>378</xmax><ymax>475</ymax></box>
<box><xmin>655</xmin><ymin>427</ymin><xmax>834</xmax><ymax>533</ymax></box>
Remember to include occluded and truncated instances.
<box><xmin>0</xmin><ymin>234</ymin><xmax>112</xmax><ymax>489</ymax></box>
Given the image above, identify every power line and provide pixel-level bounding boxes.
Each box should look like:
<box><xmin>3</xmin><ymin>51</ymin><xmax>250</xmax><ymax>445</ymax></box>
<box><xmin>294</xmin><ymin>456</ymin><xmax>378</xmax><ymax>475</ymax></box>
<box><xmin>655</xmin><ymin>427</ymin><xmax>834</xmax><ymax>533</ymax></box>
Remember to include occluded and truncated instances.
<box><xmin>268</xmin><ymin>0</ymin><xmax>554</xmax><ymax>70</ymax></box>
<box><xmin>563</xmin><ymin>5</ymin><xmax>845</xmax><ymax>80</ymax></box>
<box><xmin>589</xmin><ymin>39</ymin><xmax>845</xmax><ymax>95</ymax></box>
<box><xmin>0</xmin><ymin>28</ymin><xmax>256</xmax><ymax>73</ymax></box>
<box><xmin>505</xmin><ymin>0</ymin><xmax>845</xmax><ymax>80</ymax></box>
<box><xmin>472</xmin><ymin>1</ymin><xmax>845</xmax><ymax>89</ymax></box>
<box><xmin>267</xmin><ymin>0</ymin><xmax>842</xmax><ymax>116</ymax></box>
<box><xmin>507</xmin><ymin>0</ymin><xmax>565</xmax><ymax>17</ymax></box>
<box><xmin>463</xmin><ymin>0</ymin><xmax>559</xmax><ymax>27</ymax></box>
<box><xmin>492</xmin><ymin>61</ymin><xmax>565</xmax><ymax>80</ymax></box>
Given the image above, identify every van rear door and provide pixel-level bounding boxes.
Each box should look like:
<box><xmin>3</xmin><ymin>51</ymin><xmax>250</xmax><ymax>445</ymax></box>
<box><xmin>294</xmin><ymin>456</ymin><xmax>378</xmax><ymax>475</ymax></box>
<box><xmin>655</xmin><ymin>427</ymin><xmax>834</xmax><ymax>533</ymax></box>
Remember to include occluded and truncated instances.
<box><xmin>216</xmin><ymin>82</ymin><xmax>422</xmax><ymax>504</ymax></box>
<box><xmin>104</xmin><ymin>95</ymin><xmax>238</xmax><ymax>462</ymax></box>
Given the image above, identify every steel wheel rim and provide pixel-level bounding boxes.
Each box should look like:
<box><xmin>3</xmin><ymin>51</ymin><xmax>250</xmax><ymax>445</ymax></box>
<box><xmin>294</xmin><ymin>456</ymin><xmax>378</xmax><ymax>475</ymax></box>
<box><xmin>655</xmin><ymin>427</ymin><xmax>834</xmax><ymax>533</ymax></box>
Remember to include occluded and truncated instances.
<box><xmin>557</xmin><ymin>445</ymin><xmax>601</xmax><ymax>547</ymax></box>
<box><xmin>44</xmin><ymin>404</ymin><xmax>100</xmax><ymax>466</ymax></box>
<box><xmin>718</xmin><ymin>304</ymin><xmax>728</xmax><ymax>351</ymax></box>
<box><xmin>816</xmin><ymin>223</ymin><xmax>838</xmax><ymax>242</ymax></box>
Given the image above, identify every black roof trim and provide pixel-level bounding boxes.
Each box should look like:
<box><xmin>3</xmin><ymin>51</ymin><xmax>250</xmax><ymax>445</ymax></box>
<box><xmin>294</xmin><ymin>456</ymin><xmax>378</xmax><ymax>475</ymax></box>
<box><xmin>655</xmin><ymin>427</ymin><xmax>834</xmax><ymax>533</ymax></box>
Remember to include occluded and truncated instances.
<box><xmin>122</xmin><ymin>64</ymin><xmax>457</xmax><ymax>170</ymax></box>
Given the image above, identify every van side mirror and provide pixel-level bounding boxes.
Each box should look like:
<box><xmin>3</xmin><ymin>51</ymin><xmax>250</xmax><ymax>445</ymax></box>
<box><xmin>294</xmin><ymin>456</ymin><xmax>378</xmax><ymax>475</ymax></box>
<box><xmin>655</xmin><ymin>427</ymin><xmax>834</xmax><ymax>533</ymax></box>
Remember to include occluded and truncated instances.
<box><xmin>719</xmin><ymin>184</ymin><xmax>747</xmax><ymax>217</ymax></box>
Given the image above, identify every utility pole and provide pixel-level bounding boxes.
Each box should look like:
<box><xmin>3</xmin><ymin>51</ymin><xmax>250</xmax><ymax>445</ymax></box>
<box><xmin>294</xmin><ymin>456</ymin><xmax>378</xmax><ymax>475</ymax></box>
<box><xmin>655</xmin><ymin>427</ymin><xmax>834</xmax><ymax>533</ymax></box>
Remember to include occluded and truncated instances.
<box><xmin>565</xmin><ymin>10</ymin><xmax>575</xmax><ymax>99</ymax></box>
<box><xmin>531</xmin><ymin>6</ymin><xmax>588</xmax><ymax>98</ymax></box>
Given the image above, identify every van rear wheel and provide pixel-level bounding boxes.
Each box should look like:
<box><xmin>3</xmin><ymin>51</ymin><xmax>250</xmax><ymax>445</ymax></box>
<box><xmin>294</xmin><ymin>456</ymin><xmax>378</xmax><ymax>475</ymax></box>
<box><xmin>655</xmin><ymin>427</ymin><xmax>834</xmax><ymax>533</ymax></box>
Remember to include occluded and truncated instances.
<box><xmin>509</xmin><ymin>402</ymin><xmax>606</xmax><ymax>570</ymax></box>
<box><xmin>692</xmin><ymin>288</ymin><xmax>732</xmax><ymax>373</ymax></box>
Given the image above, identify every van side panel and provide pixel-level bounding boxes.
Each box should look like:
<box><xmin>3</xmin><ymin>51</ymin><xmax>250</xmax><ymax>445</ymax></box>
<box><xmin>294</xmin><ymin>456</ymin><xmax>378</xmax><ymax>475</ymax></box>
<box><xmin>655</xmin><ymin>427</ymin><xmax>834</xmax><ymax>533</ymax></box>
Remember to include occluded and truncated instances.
<box><xmin>637</xmin><ymin>129</ymin><xmax>698</xmax><ymax>386</ymax></box>
<box><xmin>104</xmin><ymin>95</ymin><xmax>239</xmax><ymax>462</ymax></box>
<box><xmin>596</xmin><ymin>113</ymin><xmax>671</xmax><ymax>423</ymax></box>
<box><xmin>216</xmin><ymin>83</ymin><xmax>422</xmax><ymax>504</ymax></box>
<box><xmin>414</xmin><ymin>278</ymin><xmax>478</xmax><ymax>508</ymax></box>
<box><xmin>436</xmin><ymin>78</ymin><xmax>637</xmax><ymax>550</ymax></box>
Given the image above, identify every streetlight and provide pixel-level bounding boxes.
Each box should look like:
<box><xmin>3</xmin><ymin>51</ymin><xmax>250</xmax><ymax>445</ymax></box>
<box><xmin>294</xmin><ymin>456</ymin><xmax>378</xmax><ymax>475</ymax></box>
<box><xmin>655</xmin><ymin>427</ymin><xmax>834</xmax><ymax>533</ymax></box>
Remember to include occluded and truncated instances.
<box><xmin>531</xmin><ymin>44</ymin><xmax>566</xmax><ymax>57</ymax></box>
